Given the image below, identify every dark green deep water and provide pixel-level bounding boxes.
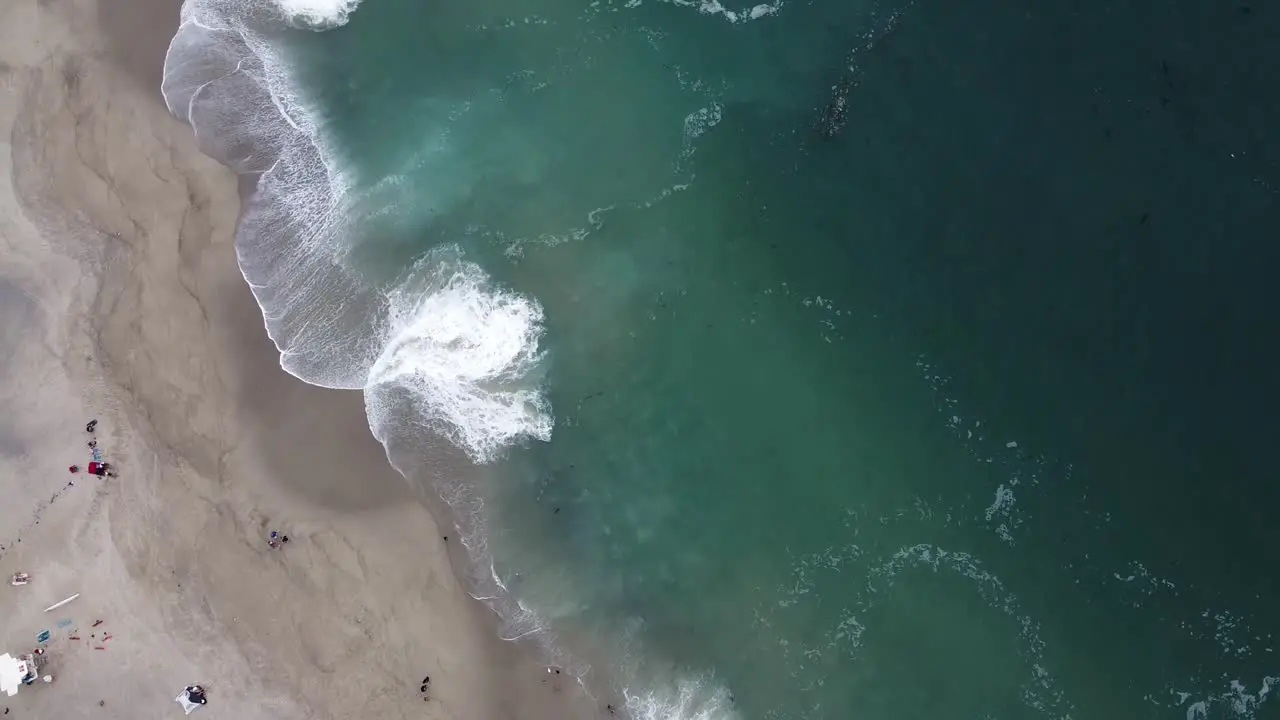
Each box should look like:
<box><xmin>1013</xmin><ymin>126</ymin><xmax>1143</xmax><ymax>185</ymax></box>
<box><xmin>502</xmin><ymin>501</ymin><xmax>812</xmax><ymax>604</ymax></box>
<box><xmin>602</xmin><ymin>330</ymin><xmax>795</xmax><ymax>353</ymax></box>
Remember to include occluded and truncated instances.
<box><xmin>167</xmin><ymin>0</ymin><xmax>1280</xmax><ymax>717</ymax></box>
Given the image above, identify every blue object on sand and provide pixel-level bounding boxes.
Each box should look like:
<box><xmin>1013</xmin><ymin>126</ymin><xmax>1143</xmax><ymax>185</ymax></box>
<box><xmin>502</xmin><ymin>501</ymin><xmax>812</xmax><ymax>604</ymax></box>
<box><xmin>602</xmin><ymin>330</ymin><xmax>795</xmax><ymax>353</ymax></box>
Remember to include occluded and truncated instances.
<box><xmin>36</xmin><ymin>629</ymin><xmax>50</xmax><ymax>643</ymax></box>
<box><xmin>56</xmin><ymin>618</ymin><xmax>73</xmax><ymax>628</ymax></box>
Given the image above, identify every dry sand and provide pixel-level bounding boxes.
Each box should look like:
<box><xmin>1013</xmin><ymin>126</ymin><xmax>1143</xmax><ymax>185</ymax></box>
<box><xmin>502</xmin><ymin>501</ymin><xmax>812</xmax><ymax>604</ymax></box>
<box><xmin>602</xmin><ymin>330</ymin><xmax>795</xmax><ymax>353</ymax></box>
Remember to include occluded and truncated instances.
<box><xmin>0</xmin><ymin>0</ymin><xmax>596</xmax><ymax>718</ymax></box>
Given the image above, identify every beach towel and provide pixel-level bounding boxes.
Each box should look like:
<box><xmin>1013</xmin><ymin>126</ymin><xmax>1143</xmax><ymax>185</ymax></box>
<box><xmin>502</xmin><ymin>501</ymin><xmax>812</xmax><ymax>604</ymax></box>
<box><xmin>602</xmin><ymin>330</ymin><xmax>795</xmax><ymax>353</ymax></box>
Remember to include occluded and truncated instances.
<box><xmin>175</xmin><ymin>691</ymin><xmax>204</xmax><ymax>715</ymax></box>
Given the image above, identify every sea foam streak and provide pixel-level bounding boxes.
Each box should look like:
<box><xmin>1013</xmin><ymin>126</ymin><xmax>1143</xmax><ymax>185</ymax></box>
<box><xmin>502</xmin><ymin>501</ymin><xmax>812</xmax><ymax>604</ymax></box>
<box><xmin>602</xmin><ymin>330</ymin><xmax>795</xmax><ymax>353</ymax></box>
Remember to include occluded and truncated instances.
<box><xmin>367</xmin><ymin>246</ymin><xmax>552</xmax><ymax>462</ymax></box>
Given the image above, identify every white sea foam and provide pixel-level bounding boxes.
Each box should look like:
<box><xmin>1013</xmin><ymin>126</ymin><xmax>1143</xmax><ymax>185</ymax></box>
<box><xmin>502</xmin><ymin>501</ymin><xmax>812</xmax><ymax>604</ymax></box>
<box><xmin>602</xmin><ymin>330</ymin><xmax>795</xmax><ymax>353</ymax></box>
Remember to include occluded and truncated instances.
<box><xmin>664</xmin><ymin>0</ymin><xmax>783</xmax><ymax>24</ymax></box>
<box><xmin>366</xmin><ymin>246</ymin><xmax>552</xmax><ymax>463</ymax></box>
<box><xmin>163</xmin><ymin>0</ymin><xmax>369</xmax><ymax>389</ymax></box>
<box><xmin>624</xmin><ymin>675</ymin><xmax>735</xmax><ymax>720</ymax></box>
<box><xmin>752</xmin><ymin>536</ymin><xmax>1074</xmax><ymax>717</ymax></box>
<box><xmin>1176</xmin><ymin>677</ymin><xmax>1279</xmax><ymax>719</ymax></box>
<box><xmin>278</xmin><ymin>0</ymin><xmax>363</xmax><ymax>29</ymax></box>
<box><xmin>585</xmin><ymin>0</ymin><xmax>783</xmax><ymax>24</ymax></box>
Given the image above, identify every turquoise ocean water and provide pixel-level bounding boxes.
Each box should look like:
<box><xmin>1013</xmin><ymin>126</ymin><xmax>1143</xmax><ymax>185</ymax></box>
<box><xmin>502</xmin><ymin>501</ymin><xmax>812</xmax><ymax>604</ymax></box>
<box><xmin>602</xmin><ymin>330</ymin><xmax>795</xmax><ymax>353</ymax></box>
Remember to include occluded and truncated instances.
<box><xmin>162</xmin><ymin>1</ymin><xmax>1279</xmax><ymax>718</ymax></box>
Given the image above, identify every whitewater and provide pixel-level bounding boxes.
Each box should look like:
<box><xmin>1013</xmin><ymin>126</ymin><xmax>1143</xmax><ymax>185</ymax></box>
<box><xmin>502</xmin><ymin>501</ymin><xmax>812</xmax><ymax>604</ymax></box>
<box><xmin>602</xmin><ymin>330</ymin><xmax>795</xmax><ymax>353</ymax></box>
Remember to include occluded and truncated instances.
<box><xmin>159</xmin><ymin>0</ymin><xmax>740</xmax><ymax>718</ymax></box>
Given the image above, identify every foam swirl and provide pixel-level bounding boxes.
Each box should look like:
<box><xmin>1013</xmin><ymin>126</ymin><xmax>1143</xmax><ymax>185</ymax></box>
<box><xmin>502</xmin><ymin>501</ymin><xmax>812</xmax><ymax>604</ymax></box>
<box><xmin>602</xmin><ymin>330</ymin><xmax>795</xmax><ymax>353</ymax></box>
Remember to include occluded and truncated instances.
<box><xmin>367</xmin><ymin>246</ymin><xmax>552</xmax><ymax>463</ymax></box>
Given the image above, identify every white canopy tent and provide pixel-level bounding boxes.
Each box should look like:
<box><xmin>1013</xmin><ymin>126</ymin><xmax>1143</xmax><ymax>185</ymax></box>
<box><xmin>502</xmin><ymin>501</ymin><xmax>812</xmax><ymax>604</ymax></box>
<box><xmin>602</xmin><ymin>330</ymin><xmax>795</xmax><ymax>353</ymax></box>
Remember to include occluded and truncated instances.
<box><xmin>0</xmin><ymin>651</ymin><xmax>50</xmax><ymax>697</ymax></box>
<box><xmin>175</xmin><ymin>686</ymin><xmax>207</xmax><ymax>714</ymax></box>
<box><xmin>1</xmin><ymin>652</ymin><xmax>30</xmax><ymax>697</ymax></box>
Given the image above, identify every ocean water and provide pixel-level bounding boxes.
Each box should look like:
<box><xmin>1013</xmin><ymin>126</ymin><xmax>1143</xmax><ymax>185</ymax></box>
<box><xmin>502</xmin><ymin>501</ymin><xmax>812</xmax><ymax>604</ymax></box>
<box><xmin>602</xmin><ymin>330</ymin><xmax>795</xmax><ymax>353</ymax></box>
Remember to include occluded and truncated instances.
<box><xmin>161</xmin><ymin>1</ymin><xmax>1280</xmax><ymax>718</ymax></box>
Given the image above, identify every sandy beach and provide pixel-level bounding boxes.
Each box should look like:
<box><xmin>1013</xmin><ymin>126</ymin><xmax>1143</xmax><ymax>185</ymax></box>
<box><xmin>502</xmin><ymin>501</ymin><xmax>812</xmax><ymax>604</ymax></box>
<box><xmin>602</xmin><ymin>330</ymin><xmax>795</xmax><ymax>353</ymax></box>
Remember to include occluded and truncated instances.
<box><xmin>0</xmin><ymin>0</ymin><xmax>594</xmax><ymax>718</ymax></box>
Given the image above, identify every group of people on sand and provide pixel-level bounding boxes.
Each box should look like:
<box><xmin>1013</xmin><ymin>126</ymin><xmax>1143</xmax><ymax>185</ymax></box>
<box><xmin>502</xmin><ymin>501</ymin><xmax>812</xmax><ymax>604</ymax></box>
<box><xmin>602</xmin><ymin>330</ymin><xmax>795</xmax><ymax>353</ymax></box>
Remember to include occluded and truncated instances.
<box><xmin>68</xmin><ymin>419</ymin><xmax>117</xmax><ymax>478</ymax></box>
<box><xmin>267</xmin><ymin>530</ymin><xmax>290</xmax><ymax>549</ymax></box>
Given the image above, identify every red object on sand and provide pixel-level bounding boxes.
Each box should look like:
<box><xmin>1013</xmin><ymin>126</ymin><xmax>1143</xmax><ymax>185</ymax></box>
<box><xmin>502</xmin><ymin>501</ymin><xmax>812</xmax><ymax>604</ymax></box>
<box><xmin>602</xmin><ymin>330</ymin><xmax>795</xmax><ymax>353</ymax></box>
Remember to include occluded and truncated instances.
<box><xmin>69</xmin><ymin>465</ymin><xmax>79</xmax><ymax>473</ymax></box>
<box><xmin>88</xmin><ymin>461</ymin><xmax>105</xmax><ymax>475</ymax></box>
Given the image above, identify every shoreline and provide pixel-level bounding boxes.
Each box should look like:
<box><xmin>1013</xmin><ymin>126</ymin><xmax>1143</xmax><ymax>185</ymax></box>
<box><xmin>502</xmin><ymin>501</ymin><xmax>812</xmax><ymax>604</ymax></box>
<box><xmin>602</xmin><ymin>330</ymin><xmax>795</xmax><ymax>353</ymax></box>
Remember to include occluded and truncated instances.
<box><xmin>0</xmin><ymin>0</ymin><xmax>596</xmax><ymax>717</ymax></box>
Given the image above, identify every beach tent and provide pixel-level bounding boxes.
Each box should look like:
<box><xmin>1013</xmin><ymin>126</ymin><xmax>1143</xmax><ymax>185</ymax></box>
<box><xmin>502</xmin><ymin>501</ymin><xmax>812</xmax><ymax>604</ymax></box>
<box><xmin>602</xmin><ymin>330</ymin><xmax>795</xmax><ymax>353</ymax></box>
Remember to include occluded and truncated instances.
<box><xmin>1</xmin><ymin>652</ymin><xmax>35</xmax><ymax>697</ymax></box>
<box><xmin>0</xmin><ymin>651</ymin><xmax>50</xmax><ymax>696</ymax></box>
<box><xmin>175</xmin><ymin>686</ymin><xmax>206</xmax><ymax>714</ymax></box>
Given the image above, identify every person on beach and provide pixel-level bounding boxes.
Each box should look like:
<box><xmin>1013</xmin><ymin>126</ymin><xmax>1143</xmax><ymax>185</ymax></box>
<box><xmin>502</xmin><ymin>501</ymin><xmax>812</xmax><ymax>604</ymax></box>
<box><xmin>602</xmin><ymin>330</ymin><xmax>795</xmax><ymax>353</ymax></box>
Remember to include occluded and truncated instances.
<box><xmin>268</xmin><ymin>531</ymin><xmax>290</xmax><ymax>549</ymax></box>
<box><xmin>185</xmin><ymin>685</ymin><xmax>207</xmax><ymax>705</ymax></box>
<box><xmin>87</xmin><ymin>461</ymin><xmax>116</xmax><ymax>477</ymax></box>
<box><xmin>85</xmin><ymin>419</ymin><xmax>97</xmax><ymax>433</ymax></box>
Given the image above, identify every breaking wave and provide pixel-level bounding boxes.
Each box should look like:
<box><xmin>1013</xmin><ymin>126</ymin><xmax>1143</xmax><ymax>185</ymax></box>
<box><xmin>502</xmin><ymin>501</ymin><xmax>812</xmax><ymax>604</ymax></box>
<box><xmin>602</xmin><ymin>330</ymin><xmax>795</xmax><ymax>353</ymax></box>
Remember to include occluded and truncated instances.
<box><xmin>159</xmin><ymin>0</ymin><xmax>552</xmax><ymax>461</ymax></box>
<box><xmin>367</xmin><ymin>246</ymin><xmax>552</xmax><ymax>461</ymax></box>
